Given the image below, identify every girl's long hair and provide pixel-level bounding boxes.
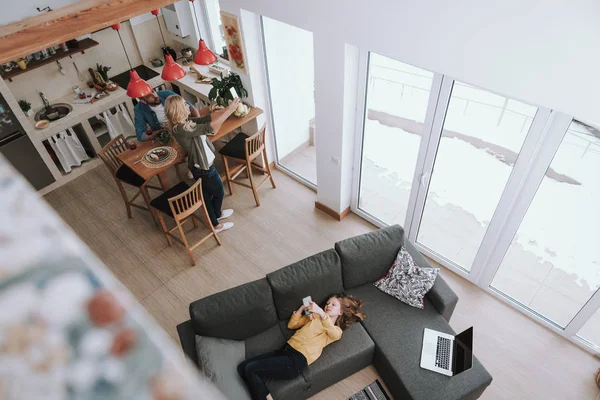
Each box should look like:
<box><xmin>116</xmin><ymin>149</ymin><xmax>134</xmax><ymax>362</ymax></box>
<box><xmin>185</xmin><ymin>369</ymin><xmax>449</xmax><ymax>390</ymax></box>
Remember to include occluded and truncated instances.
<box><xmin>328</xmin><ymin>294</ymin><xmax>366</xmax><ymax>331</ymax></box>
<box><xmin>165</xmin><ymin>95</ymin><xmax>196</xmax><ymax>132</ymax></box>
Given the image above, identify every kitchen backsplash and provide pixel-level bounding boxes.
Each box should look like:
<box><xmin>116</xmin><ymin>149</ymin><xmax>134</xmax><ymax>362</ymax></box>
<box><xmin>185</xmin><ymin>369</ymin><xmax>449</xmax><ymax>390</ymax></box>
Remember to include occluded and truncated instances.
<box><xmin>5</xmin><ymin>16</ymin><xmax>178</xmax><ymax>111</ymax></box>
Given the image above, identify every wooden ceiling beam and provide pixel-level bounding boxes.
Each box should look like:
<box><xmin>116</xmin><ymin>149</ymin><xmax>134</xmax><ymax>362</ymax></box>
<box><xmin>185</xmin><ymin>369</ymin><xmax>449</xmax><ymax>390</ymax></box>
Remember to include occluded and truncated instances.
<box><xmin>0</xmin><ymin>0</ymin><xmax>179</xmax><ymax>64</ymax></box>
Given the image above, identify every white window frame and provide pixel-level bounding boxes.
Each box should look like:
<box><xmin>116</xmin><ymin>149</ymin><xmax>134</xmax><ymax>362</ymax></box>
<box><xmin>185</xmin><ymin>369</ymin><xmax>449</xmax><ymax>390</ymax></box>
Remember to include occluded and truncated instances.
<box><xmin>350</xmin><ymin>52</ymin><xmax>600</xmax><ymax>355</ymax></box>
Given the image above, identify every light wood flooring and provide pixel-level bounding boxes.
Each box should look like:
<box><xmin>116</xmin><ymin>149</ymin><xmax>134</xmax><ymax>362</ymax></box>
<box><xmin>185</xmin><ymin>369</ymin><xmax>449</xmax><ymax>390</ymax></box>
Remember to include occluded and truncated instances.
<box><xmin>43</xmin><ymin>166</ymin><xmax>600</xmax><ymax>400</ymax></box>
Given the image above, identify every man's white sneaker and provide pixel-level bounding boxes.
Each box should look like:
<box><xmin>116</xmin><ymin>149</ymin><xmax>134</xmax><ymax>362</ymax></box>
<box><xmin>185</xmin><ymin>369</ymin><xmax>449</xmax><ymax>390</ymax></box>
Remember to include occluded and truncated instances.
<box><xmin>218</xmin><ymin>209</ymin><xmax>234</xmax><ymax>220</ymax></box>
<box><xmin>214</xmin><ymin>222</ymin><xmax>233</xmax><ymax>233</ymax></box>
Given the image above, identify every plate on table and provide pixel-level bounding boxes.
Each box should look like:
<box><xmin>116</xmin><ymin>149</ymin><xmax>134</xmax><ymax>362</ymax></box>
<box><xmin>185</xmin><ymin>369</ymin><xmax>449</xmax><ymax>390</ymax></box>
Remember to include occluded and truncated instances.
<box><xmin>144</xmin><ymin>147</ymin><xmax>171</xmax><ymax>163</ymax></box>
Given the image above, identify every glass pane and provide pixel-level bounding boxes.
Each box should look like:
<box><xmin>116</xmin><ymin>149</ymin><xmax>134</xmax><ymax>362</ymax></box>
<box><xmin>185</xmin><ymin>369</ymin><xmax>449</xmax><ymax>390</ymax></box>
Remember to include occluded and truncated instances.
<box><xmin>417</xmin><ymin>83</ymin><xmax>537</xmax><ymax>270</ymax></box>
<box><xmin>577</xmin><ymin>306</ymin><xmax>600</xmax><ymax>350</ymax></box>
<box><xmin>358</xmin><ymin>53</ymin><xmax>433</xmax><ymax>224</ymax></box>
<box><xmin>263</xmin><ymin>17</ymin><xmax>316</xmax><ymax>184</ymax></box>
<box><xmin>491</xmin><ymin>119</ymin><xmax>600</xmax><ymax>328</ymax></box>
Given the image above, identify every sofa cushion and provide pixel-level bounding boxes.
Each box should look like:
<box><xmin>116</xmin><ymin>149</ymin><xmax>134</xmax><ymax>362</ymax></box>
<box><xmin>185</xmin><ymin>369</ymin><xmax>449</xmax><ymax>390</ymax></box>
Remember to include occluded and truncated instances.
<box><xmin>195</xmin><ymin>335</ymin><xmax>251</xmax><ymax>400</ymax></box>
<box><xmin>267</xmin><ymin>249</ymin><xmax>343</xmax><ymax>320</ymax></box>
<box><xmin>271</xmin><ymin>320</ymin><xmax>375</xmax><ymax>400</ymax></box>
<box><xmin>335</xmin><ymin>225</ymin><xmax>405</xmax><ymax>290</ymax></box>
<box><xmin>190</xmin><ymin>278</ymin><xmax>278</xmax><ymax>340</ymax></box>
<box><xmin>347</xmin><ymin>284</ymin><xmax>492</xmax><ymax>400</ymax></box>
<box><xmin>245</xmin><ymin>324</ymin><xmax>287</xmax><ymax>359</ymax></box>
<box><xmin>374</xmin><ymin>246</ymin><xmax>439</xmax><ymax>309</ymax></box>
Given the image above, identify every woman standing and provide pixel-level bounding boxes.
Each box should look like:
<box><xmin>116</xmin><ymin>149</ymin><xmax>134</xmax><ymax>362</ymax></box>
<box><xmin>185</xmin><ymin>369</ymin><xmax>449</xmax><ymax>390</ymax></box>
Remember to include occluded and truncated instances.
<box><xmin>238</xmin><ymin>295</ymin><xmax>366</xmax><ymax>400</ymax></box>
<box><xmin>165</xmin><ymin>95</ymin><xmax>240</xmax><ymax>233</ymax></box>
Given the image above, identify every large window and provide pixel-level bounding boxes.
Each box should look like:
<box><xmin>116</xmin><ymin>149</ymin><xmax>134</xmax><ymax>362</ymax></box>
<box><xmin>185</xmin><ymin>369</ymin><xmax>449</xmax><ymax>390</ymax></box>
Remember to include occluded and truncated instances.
<box><xmin>262</xmin><ymin>17</ymin><xmax>316</xmax><ymax>185</ymax></box>
<box><xmin>491</xmin><ymin>119</ymin><xmax>600</xmax><ymax>327</ymax></box>
<box><xmin>353</xmin><ymin>51</ymin><xmax>600</xmax><ymax>354</ymax></box>
<box><xmin>357</xmin><ymin>54</ymin><xmax>434</xmax><ymax>224</ymax></box>
<box><xmin>417</xmin><ymin>83</ymin><xmax>538</xmax><ymax>271</ymax></box>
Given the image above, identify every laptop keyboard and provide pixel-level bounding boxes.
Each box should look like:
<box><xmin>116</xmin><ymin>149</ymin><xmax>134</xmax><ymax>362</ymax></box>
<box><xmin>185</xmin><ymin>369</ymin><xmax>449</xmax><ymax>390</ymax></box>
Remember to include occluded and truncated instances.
<box><xmin>435</xmin><ymin>336</ymin><xmax>451</xmax><ymax>370</ymax></box>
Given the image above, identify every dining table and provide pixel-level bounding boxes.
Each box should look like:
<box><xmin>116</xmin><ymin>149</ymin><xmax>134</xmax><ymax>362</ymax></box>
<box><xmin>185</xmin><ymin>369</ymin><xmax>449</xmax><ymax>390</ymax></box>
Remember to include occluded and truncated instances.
<box><xmin>115</xmin><ymin>106</ymin><xmax>264</xmax><ymax>190</ymax></box>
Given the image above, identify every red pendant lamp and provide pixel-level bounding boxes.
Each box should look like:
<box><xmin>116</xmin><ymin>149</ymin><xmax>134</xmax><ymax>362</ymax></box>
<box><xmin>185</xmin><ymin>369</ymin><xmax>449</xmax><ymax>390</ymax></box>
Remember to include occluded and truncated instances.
<box><xmin>112</xmin><ymin>23</ymin><xmax>153</xmax><ymax>98</ymax></box>
<box><xmin>189</xmin><ymin>0</ymin><xmax>218</xmax><ymax>65</ymax></box>
<box><xmin>151</xmin><ymin>9</ymin><xmax>186</xmax><ymax>81</ymax></box>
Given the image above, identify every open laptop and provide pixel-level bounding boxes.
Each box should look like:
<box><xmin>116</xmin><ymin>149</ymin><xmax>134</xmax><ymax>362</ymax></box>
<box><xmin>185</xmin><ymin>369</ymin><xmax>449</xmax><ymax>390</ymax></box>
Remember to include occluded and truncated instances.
<box><xmin>420</xmin><ymin>327</ymin><xmax>473</xmax><ymax>377</ymax></box>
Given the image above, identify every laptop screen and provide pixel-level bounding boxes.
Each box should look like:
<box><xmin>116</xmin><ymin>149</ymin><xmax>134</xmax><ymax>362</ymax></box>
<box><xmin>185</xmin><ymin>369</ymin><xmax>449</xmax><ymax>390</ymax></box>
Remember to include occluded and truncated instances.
<box><xmin>452</xmin><ymin>327</ymin><xmax>473</xmax><ymax>375</ymax></box>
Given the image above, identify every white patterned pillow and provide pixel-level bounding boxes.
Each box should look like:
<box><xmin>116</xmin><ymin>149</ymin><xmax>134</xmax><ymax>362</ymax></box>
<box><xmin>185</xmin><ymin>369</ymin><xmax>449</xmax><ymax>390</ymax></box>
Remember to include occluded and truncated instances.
<box><xmin>374</xmin><ymin>246</ymin><xmax>439</xmax><ymax>309</ymax></box>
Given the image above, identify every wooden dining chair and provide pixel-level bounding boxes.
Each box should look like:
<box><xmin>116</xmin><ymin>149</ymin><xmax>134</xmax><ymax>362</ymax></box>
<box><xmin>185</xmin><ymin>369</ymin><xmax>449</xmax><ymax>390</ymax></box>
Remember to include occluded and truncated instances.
<box><xmin>218</xmin><ymin>124</ymin><xmax>276</xmax><ymax>206</ymax></box>
<box><xmin>150</xmin><ymin>179</ymin><xmax>222</xmax><ymax>265</ymax></box>
<box><xmin>98</xmin><ymin>135</ymin><xmax>161</xmax><ymax>220</ymax></box>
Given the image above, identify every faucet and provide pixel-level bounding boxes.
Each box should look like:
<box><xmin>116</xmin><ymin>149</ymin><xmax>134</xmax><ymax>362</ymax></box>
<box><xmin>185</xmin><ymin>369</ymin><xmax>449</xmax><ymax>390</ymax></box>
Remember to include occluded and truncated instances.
<box><xmin>39</xmin><ymin>92</ymin><xmax>50</xmax><ymax>109</ymax></box>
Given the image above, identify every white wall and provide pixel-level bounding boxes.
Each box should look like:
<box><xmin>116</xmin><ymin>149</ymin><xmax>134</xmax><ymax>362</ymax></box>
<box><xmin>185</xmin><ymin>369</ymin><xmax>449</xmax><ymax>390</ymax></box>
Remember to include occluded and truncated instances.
<box><xmin>220</xmin><ymin>0</ymin><xmax>600</xmax><ymax>214</ymax></box>
<box><xmin>262</xmin><ymin>17</ymin><xmax>315</xmax><ymax>160</ymax></box>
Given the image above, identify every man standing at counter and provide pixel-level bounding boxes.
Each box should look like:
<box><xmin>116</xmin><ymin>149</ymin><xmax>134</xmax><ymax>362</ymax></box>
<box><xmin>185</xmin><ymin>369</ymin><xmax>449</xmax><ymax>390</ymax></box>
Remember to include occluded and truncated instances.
<box><xmin>134</xmin><ymin>89</ymin><xmax>199</xmax><ymax>141</ymax></box>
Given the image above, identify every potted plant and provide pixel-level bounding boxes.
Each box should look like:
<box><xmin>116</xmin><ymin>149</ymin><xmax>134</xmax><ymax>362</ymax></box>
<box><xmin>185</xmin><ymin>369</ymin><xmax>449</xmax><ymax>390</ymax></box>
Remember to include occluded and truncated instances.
<box><xmin>18</xmin><ymin>100</ymin><xmax>33</xmax><ymax>117</ymax></box>
<box><xmin>96</xmin><ymin>63</ymin><xmax>111</xmax><ymax>83</ymax></box>
<box><xmin>208</xmin><ymin>72</ymin><xmax>248</xmax><ymax>108</ymax></box>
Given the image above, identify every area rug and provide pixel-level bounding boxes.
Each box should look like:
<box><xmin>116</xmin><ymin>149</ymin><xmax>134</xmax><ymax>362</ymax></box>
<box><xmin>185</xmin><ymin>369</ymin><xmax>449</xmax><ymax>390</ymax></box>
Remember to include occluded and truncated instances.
<box><xmin>348</xmin><ymin>380</ymin><xmax>390</xmax><ymax>400</ymax></box>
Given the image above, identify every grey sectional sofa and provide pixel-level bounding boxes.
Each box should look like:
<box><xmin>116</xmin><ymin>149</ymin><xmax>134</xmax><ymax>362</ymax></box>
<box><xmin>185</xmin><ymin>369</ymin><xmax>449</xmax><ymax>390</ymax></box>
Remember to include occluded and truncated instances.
<box><xmin>177</xmin><ymin>225</ymin><xmax>492</xmax><ymax>399</ymax></box>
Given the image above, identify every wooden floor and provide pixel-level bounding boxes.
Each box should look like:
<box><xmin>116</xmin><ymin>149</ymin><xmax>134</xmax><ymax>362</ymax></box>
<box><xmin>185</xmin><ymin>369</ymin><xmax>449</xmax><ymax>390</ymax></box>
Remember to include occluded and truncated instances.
<box><xmin>43</xmin><ymin>166</ymin><xmax>600</xmax><ymax>400</ymax></box>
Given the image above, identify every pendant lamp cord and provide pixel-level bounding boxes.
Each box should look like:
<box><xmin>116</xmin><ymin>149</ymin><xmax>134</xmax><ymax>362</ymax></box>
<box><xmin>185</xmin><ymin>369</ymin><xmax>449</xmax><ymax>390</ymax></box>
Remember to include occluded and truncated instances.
<box><xmin>191</xmin><ymin>1</ymin><xmax>202</xmax><ymax>40</ymax></box>
<box><xmin>116</xmin><ymin>30</ymin><xmax>133</xmax><ymax>70</ymax></box>
<box><xmin>156</xmin><ymin>15</ymin><xmax>167</xmax><ymax>47</ymax></box>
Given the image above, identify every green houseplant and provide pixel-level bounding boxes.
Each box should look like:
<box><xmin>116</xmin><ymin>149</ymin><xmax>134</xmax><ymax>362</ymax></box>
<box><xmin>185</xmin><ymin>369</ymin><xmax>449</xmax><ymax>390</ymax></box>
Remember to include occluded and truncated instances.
<box><xmin>208</xmin><ymin>72</ymin><xmax>248</xmax><ymax>107</ymax></box>
<box><xmin>18</xmin><ymin>100</ymin><xmax>32</xmax><ymax>116</ymax></box>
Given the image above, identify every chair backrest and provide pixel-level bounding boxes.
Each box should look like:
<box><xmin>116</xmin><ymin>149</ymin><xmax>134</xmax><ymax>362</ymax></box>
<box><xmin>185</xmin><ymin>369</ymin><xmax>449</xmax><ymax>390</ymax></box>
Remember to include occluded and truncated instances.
<box><xmin>98</xmin><ymin>135</ymin><xmax>127</xmax><ymax>175</ymax></box>
<box><xmin>245</xmin><ymin>124</ymin><xmax>266</xmax><ymax>160</ymax></box>
<box><xmin>168</xmin><ymin>179</ymin><xmax>205</xmax><ymax>221</ymax></box>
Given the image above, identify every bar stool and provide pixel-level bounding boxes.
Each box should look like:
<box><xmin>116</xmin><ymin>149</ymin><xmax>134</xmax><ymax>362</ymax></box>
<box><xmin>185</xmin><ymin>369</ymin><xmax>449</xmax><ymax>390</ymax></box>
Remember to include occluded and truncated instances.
<box><xmin>150</xmin><ymin>179</ymin><xmax>222</xmax><ymax>265</ymax></box>
<box><xmin>218</xmin><ymin>124</ymin><xmax>276</xmax><ymax>206</ymax></box>
<box><xmin>98</xmin><ymin>135</ymin><xmax>161</xmax><ymax>220</ymax></box>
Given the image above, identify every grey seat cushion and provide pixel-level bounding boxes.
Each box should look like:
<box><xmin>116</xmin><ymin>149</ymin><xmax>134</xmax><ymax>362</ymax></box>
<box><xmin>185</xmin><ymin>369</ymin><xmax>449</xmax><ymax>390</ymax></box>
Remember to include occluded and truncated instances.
<box><xmin>335</xmin><ymin>225</ymin><xmax>405</xmax><ymax>290</ymax></box>
<box><xmin>347</xmin><ymin>284</ymin><xmax>492</xmax><ymax>400</ymax></box>
<box><xmin>267</xmin><ymin>249</ymin><xmax>344</xmax><ymax>320</ymax></box>
<box><xmin>273</xmin><ymin>320</ymin><xmax>375</xmax><ymax>400</ymax></box>
<box><xmin>195</xmin><ymin>335</ymin><xmax>251</xmax><ymax>400</ymax></box>
<box><xmin>245</xmin><ymin>324</ymin><xmax>287</xmax><ymax>359</ymax></box>
<box><xmin>190</xmin><ymin>278</ymin><xmax>278</xmax><ymax>340</ymax></box>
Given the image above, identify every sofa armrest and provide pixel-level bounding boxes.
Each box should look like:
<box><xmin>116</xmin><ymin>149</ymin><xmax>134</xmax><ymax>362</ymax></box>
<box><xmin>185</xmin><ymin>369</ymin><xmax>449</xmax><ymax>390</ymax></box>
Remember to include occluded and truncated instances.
<box><xmin>403</xmin><ymin>238</ymin><xmax>458</xmax><ymax>322</ymax></box>
<box><xmin>177</xmin><ymin>319</ymin><xmax>200</xmax><ymax>368</ymax></box>
<box><xmin>427</xmin><ymin>274</ymin><xmax>459</xmax><ymax>322</ymax></box>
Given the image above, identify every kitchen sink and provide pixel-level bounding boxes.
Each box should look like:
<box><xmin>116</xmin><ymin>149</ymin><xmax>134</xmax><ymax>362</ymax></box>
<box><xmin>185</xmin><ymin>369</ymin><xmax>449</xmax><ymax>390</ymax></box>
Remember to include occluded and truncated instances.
<box><xmin>34</xmin><ymin>103</ymin><xmax>73</xmax><ymax>122</ymax></box>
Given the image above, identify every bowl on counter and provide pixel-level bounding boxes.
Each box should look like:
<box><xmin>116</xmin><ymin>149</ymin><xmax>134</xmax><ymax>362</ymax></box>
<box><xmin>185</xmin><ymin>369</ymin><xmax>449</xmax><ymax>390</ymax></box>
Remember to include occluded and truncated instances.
<box><xmin>34</xmin><ymin>120</ymin><xmax>49</xmax><ymax>129</ymax></box>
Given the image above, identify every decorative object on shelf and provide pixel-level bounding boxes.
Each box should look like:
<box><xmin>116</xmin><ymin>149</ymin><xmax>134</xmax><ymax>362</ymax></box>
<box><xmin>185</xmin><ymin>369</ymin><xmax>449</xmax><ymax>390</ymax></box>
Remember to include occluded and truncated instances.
<box><xmin>220</xmin><ymin>12</ymin><xmax>248</xmax><ymax>74</ymax></box>
<box><xmin>16</xmin><ymin>58</ymin><xmax>28</xmax><ymax>70</ymax></box>
<box><xmin>111</xmin><ymin>23</ymin><xmax>152</xmax><ymax>98</ymax></box>
<box><xmin>233</xmin><ymin>101</ymin><xmax>250</xmax><ymax>118</ymax></box>
<box><xmin>96</xmin><ymin>63</ymin><xmax>111</xmax><ymax>82</ymax></box>
<box><xmin>18</xmin><ymin>100</ymin><xmax>33</xmax><ymax>116</ymax></box>
<box><xmin>208</xmin><ymin>71</ymin><xmax>248</xmax><ymax>107</ymax></box>
<box><xmin>151</xmin><ymin>58</ymin><xmax>164</xmax><ymax>67</ymax></box>
<box><xmin>189</xmin><ymin>0</ymin><xmax>218</xmax><ymax>65</ymax></box>
<box><xmin>155</xmin><ymin>130</ymin><xmax>172</xmax><ymax>146</ymax></box>
<box><xmin>60</xmin><ymin>42</ymin><xmax>69</xmax><ymax>52</ymax></box>
<box><xmin>48</xmin><ymin>46</ymin><xmax>57</xmax><ymax>55</ymax></box>
<box><xmin>162</xmin><ymin>54</ymin><xmax>186</xmax><ymax>81</ymax></box>
<box><xmin>222</xmin><ymin>45</ymin><xmax>229</xmax><ymax>60</ymax></box>
<box><xmin>208</xmin><ymin>63</ymin><xmax>229</xmax><ymax>76</ymax></box>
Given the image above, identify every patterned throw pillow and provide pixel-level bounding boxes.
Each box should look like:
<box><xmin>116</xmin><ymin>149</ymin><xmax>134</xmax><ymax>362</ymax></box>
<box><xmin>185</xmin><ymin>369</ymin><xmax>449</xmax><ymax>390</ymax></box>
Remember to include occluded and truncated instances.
<box><xmin>374</xmin><ymin>246</ymin><xmax>439</xmax><ymax>309</ymax></box>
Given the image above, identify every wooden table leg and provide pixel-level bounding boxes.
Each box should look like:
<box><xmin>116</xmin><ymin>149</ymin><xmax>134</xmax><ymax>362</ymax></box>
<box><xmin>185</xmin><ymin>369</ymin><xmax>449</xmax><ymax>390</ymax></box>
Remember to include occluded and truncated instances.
<box><xmin>158</xmin><ymin>172</ymin><xmax>170</xmax><ymax>190</ymax></box>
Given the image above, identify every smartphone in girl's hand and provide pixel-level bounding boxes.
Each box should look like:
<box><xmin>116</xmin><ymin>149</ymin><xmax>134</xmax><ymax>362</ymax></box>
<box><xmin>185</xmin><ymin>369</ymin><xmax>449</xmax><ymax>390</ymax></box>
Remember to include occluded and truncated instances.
<box><xmin>302</xmin><ymin>296</ymin><xmax>312</xmax><ymax>315</ymax></box>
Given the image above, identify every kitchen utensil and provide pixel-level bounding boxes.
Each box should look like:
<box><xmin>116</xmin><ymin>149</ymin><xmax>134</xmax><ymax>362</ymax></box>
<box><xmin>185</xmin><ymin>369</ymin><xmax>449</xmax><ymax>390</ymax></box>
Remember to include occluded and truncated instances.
<box><xmin>57</xmin><ymin>60</ymin><xmax>65</xmax><ymax>75</ymax></box>
<box><xmin>35</xmin><ymin>120</ymin><xmax>49</xmax><ymax>129</ymax></box>
<box><xmin>73</xmin><ymin>62</ymin><xmax>84</xmax><ymax>81</ymax></box>
<box><xmin>48</xmin><ymin>46</ymin><xmax>56</xmax><ymax>55</ymax></box>
<box><xmin>2</xmin><ymin>63</ymin><xmax>13</xmax><ymax>72</ymax></box>
<box><xmin>47</xmin><ymin>111</ymin><xmax>59</xmax><ymax>121</ymax></box>
<box><xmin>41</xmin><ymin>49</ymin><xmax>49</xmax><ymax>59</ymax></box>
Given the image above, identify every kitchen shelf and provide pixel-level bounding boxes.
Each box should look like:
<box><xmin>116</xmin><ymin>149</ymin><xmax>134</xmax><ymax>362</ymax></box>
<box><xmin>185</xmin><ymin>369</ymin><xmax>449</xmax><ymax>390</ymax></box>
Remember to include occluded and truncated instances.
<box><xmin>2</xmin><ymin>39</ymin><xmax>99</xmax><ymax>82</ymax></box>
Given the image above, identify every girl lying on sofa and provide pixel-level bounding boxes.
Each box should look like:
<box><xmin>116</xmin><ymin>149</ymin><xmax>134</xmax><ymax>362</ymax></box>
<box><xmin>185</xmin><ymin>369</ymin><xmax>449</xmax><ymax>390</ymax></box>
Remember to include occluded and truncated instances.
<box><xmin>237</xmin><ymin>294</ymin><xmax>366</xmax><ymax>400</ymax></box>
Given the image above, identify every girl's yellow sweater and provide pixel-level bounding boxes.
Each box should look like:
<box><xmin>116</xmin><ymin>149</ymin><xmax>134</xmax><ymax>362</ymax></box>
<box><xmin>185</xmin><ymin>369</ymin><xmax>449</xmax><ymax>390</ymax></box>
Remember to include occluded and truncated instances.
<box><xmin>287</xmin><ymin>312</ymin><xmax>342</xmax><ymax>365</ymax></box>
